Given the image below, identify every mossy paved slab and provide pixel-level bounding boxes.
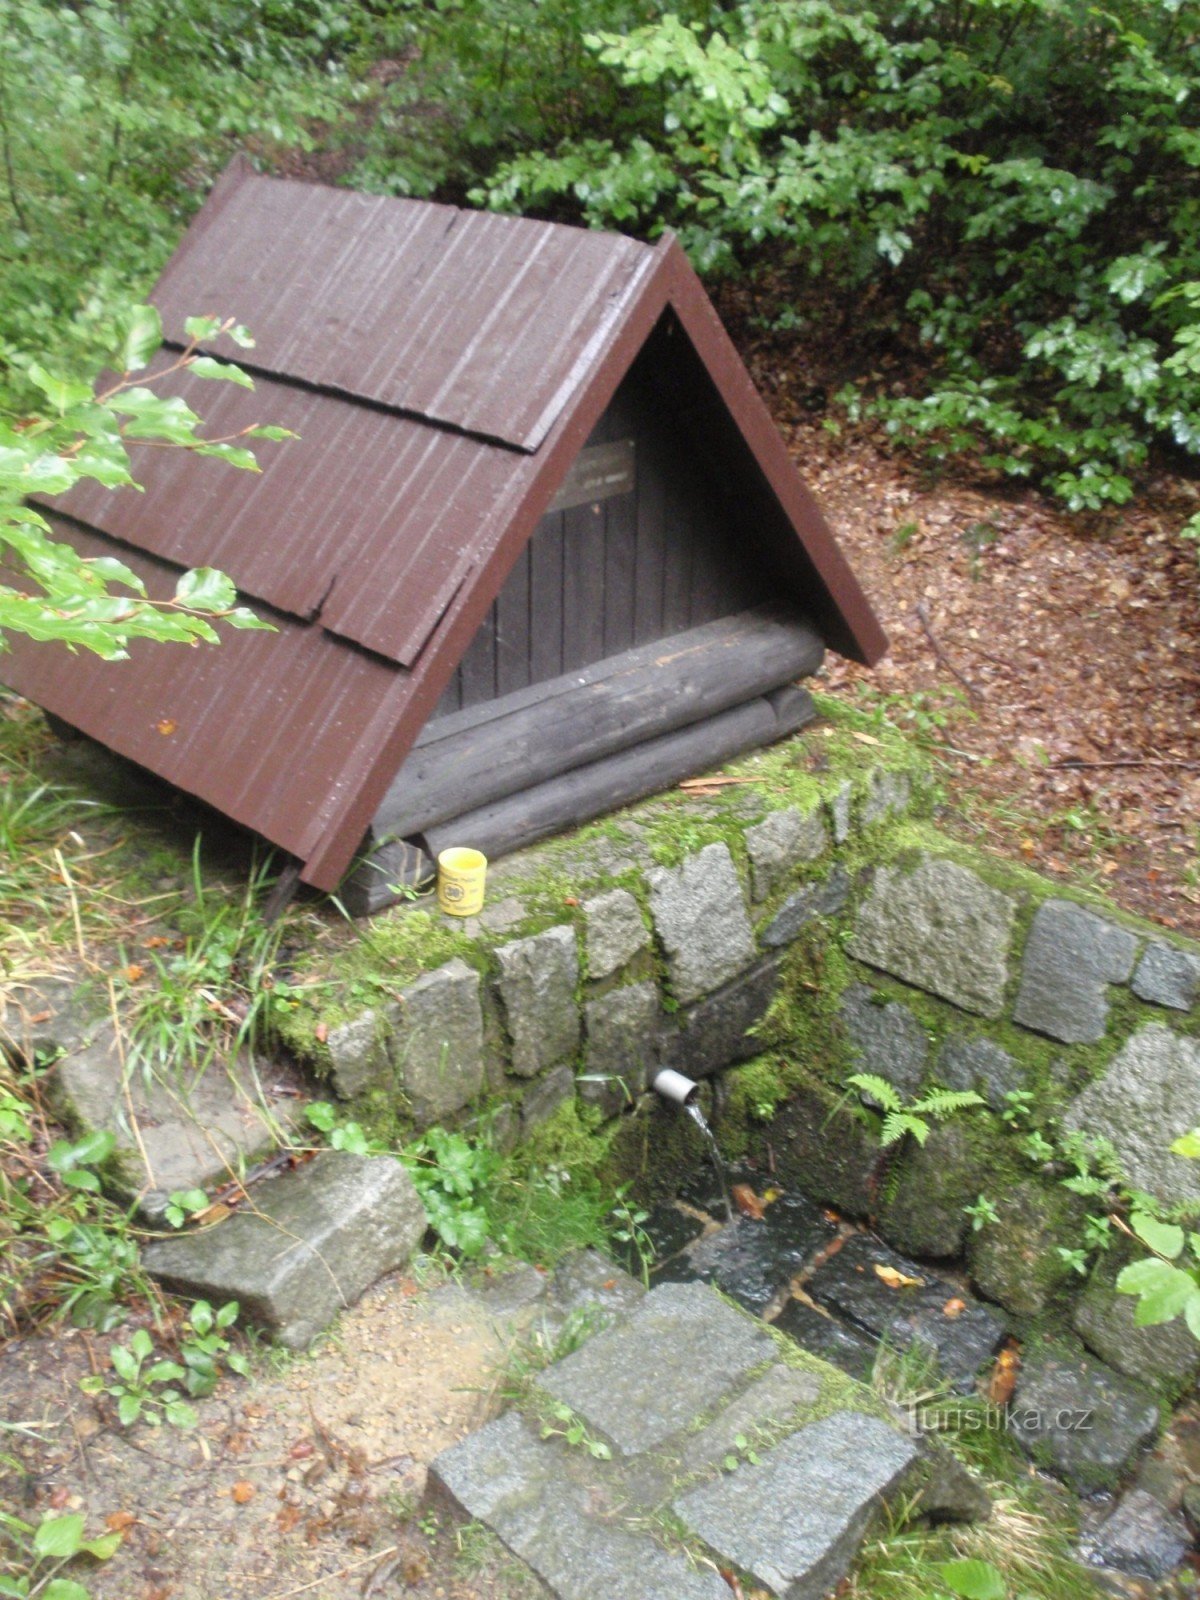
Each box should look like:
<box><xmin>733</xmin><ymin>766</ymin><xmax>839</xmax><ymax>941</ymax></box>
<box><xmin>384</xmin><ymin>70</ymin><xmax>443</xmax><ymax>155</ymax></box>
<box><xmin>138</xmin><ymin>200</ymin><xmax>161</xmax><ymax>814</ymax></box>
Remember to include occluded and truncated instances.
<box><xmin>654</xmin><ymin>1202</ymin><xmax>834</xmax><ymax>1316</ymax></box>
<box><xmin>52</xmin><ymin>1026</ymin><xmax>304</xmax><ymax>1220</ymax></box>
<box><xmin>806</xmin><ymin>1233</ymin><xmax>1005</xmax><ymax>1390</ymax></box>
<box><xmin>848</xmin><ymin>856</ymin><xmax>1017</xmax><ymax>1018</ymax></box>
<box><xmin>537</xmin><ymin>1280</ymin><xmax>777</xmax><ymax>1456</ymax></box>
<box><xmin>143</xmin><ymin>1152</ymin><xmax>426</xmax><ymax>1349</ymax></box>
<box><xmin>1009</xmin><ymin>1345</ymin><xmax>1160</xmax><ymax>1492</ymax></box>
<box><xmin>1081</xmin><ymin>1488</ymin><xmax>1192</xmax><ymax>1581</ymax></box>
<box><xmin>839</xmin><ymin>983</ymin><xmax>928</xmax><ymax>1099</ymax></box>
<box><xmin>1013</xmin><ymin>898</ymin><xmax>1138</xmax><ymax>1044</ymax></box>
<box><xmin>745</xmin><ymin>805</ymin><xmax>828</xmax><ymax>902</ymax></box>
<box><xmin>675</xmin><ymin>1411</ymin><xmax>917</xmax><ymax>1600</ymax></box>
<box><xmin>659</xmin><ymin>956</ymin><xmax>783</xmax><ymax>1081</ymax></box>
<box><xmin>773</xmin><ymin>1298</ymin><xmax>877</xmax><ymax>1382</ymax></box>
<box><xmin>1062</xmin><ymin>1023</ymin><xmax>1200</xmax><ymax>1205</ymax></box>
<box><xmin>495</xmin><ymin>926</ymin><xmax>580</xmax><ymax>1077</ymax></box>
<box><xmin>646</xmin><ymin>844</ymin><xmax>757</xmax><ymax>1004</ymax></box>
<box><xmin>430</xmin><ymin>1411</ymin><xmax>730</xmax><ymax>1600</ymax></box>
<box><xmin>1132</xmin><ymin>941</ymin><xmax>1200</xmax><ymax>1011</ymax></box>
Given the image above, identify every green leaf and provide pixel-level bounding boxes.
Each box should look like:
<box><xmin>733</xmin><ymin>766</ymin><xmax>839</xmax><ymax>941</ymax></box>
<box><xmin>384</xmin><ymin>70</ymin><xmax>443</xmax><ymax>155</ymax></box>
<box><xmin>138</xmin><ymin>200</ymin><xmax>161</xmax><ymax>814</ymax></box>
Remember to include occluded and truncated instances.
<box><xmin>847</xmin><ymin>1073</ymin><xmax>901</xmax><ymax>1112</ymax></box>
<box><xmin>937</xmin><ymin>1558</ymin><xmax>1006</xmax><ymax>1600</ymax></box>
<box><xmin>247</xmin><ymin>425</ymin><xmax>297</xmax><ymax>441</ymax></box>
<box><xmin>1171</xmin><ymin>1129</ymin><xmax>1200</xmax><ymax>1160</ymax></box>
<box><xmin>174</xmin><ymin>567</ymin><xmax>237</xmax><ymax>613</ymax></box>
<box><xmin>1130</xmin><ymin>1213</ymin><xmax>1185</xmax><ymax>1260</ymax></box>
<box><xmin>88</xmin><ymin>556</ymin><xmax>145</xmax><ymax>594</ymax></box>
<box><xmin>226</xmin><ymin>606</ymin><xmax>275</xmax><ymax>631</ymax></box>
<box><xmin>1131</xmin><ymin>1265</ymin><xmax>1197</xmax><ymax>1326</ymax></box>
<box><xmin>120</xmin><ymin>305</ymin><xmax>163</xmax><ymax>373</ymax></box>
<box><xmin>117</xmin><ymin>1393</ymin><xmax>143</xmax><ymax>1427</ymax></box>
<box><xmin>48</xmin><ymin>1126</ymin><xmax>116</xmax><ymax>1177</ymax></box>
<box><xmin>26</xmin><ymin>363</ymin><xmax>93</xmax><ymax>414</ymax></box>
<box><xmin>164</xmin><ymin>1399</ymin><xmax>198</xmax><ymax>1429</ymax></box>
<box><xmin>184</xmin><ymin>316</ymin><xmax>223</xmax><ymax>342</ymax></box>
<box><xmin>146</xmin><ymin>1360</ymin><xmax>187</xmax><ymax>1384</ymax></box>
<box><xmin>33</xmin><ymin>1514</ymin><xmax>85</xmax><ymax>1560</ymax></box>
<box><xmin>43</xmin><ymin>1582</ymin><xmax>92</xmax><ymax>1600</ymax></box>
<box><xmin>110</xmin><ymin>1345</ymin><xmax>139</xmax><ymax>1383</ymax></box>
<box><xmin>80</xmin><ymin>1531</ymin><xmax>122</xmax><ymax>1560</ymax></box>
<box><xmin>1117</xmin><ymin>1257</ymin><xmax>1180</xmax><ymax>1296</ymax></box>
<box><xmin>1185</xmin><ymin>1291</ymin><xmax>1200</xmax><ymax>1342</ymax></box>
<box><xmin>188</xmin><ymin>356</ymin><xmax>254</xmax><ymax>389</ymax></box>
<box><xmin>193</xmin><ymin>442</ymin><xmax>259</xmax><ymax>471</ymax></box>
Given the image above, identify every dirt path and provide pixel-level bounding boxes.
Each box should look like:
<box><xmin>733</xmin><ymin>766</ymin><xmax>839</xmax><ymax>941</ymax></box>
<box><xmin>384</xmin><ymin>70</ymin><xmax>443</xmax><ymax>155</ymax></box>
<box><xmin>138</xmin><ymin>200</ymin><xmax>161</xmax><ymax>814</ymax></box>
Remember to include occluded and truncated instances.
<box><xmin>1</xmin><ymin>1269</ymin><xmax>548</xmax><ymax>1600</ymax></box>
<box><xmin>727</xmin><ymin>302</ymin><xmax>1200</xmax><ymax>935</ymax></box>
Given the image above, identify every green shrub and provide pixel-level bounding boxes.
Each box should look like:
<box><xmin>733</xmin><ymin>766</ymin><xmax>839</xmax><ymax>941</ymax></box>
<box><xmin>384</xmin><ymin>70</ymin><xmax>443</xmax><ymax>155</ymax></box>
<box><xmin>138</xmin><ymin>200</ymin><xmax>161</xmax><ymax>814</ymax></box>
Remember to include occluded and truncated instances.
<box><xmin>451</xmin><ymin>0</ymin><xmax>1200</xmax><ymax>515</ymax></box>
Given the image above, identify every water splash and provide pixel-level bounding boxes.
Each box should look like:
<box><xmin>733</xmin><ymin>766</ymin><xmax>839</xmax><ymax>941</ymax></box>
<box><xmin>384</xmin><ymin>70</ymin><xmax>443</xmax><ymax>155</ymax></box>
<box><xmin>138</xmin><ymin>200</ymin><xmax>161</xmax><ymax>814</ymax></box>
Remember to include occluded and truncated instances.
<box><xmin>685</xmin><ymin>1100</ymin><xmax>733</xmax><ymax>1224</ymax></box>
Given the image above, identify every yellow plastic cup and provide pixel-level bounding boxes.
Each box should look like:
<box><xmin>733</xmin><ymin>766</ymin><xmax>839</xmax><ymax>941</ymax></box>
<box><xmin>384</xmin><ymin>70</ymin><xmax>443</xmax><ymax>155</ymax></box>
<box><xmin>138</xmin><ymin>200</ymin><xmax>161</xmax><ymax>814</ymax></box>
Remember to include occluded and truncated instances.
<box><xmin>436</xmin><ymin>847</ymin><xmax>487</xmax><ymax>917</ymax></box>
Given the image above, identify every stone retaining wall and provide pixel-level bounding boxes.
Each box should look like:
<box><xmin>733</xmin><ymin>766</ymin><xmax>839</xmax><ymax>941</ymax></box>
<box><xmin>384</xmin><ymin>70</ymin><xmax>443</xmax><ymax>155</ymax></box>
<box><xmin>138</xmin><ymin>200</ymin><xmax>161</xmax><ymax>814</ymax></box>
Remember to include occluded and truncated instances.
<box><xmin>283</xmin><ymin>707</ymin><xmax>1200</xmax><ymax>1408</ymax></box>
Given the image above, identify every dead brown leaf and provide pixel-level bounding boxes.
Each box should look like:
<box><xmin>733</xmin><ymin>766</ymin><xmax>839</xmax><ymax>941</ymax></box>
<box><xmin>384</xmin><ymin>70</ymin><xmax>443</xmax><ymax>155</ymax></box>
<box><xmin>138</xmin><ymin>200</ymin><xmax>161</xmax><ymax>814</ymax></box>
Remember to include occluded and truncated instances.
<box><xmin>874</xmin><ymin>1264</ymin><xmax>924</xmax><ymax>1290</ymax></box>
<box><xmin>730</xmin><ymin>1183</ymin><xmax>766</xmax><ymax>1220</ymax></box>
<box><xmin>988</xmin><ymin>1345</ymin><xmax>1021</xmax><ymax>1406</ymax></box>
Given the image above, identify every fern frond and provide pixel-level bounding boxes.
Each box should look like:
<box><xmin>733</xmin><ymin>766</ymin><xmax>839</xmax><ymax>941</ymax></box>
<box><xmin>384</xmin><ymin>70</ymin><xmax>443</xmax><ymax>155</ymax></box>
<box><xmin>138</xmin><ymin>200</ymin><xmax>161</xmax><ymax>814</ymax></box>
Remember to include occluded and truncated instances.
<box><xmin>847</xmin><ymin>1072</ymin><xmax>901</xmax><ymax>1112</ymax></box>
<box><xmin>881</xmin><ymin>1110</ymin><xmax>926</xmax><ymax>1146</ymax></box>
<box><xmin>916</xmin><ymin>1089</ymin><xmax>984</xmax><ymax>1120</ymax></box>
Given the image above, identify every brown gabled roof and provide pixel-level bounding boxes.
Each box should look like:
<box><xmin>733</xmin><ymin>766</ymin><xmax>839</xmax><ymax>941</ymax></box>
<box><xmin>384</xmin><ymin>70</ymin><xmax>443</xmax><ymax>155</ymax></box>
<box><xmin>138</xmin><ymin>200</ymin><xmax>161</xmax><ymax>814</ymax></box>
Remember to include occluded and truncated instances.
<box><xmin>2</xmin><ymin>163</ymin><xmax>885</xmax><ymax>892</ymax></box>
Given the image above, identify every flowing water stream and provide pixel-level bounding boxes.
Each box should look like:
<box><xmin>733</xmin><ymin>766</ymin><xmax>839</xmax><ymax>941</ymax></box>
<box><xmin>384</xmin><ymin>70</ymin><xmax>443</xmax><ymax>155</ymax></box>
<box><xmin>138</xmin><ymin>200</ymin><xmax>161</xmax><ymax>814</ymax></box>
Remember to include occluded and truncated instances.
<box><xmin>685</xmin><ymin>1099</ymin><xmax>733</xmax><ymax>1224</ymax></box>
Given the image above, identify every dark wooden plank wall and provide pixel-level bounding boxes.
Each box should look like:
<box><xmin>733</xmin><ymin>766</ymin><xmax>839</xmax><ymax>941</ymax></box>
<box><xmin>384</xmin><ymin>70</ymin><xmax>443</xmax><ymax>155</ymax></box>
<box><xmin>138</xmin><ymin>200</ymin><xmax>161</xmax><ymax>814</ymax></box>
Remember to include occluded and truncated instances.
<box><xmin>431</xmin><ymin>369</ymin><xmax>769</xmax><ymax>719</ymax></box>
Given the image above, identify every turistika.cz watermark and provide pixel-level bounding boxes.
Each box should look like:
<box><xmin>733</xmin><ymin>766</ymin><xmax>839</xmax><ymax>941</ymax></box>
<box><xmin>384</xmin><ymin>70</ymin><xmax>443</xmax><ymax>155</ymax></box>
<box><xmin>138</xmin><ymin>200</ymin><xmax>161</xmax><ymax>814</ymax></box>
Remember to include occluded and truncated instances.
<box><xmin>906</xmin><ymin>1402</ymin><xmax>1095</xmax><ymax>1436</ymax></box>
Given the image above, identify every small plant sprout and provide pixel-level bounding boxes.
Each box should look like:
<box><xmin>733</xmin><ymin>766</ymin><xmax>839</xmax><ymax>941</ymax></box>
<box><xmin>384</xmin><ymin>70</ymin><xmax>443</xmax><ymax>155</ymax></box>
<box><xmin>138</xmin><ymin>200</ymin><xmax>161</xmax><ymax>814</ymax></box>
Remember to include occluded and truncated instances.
<box><xmin>79</xmin><ymin>1327</ymin><xmax>199</xmax><ymax>1429</ymax></box>
<box><xmin>608</xmin><ymin>1187</ymin><xmax>654</xmax><ymax>1287</ymax></box>
<box><xmin>845</xmin><ymin>1074</ymin><xmax>984</xmax><ymax>1146</ymax></box>
<box><xmin>1000</xmin><ymin>1088</ymin><xmax>1035</xmax><ymax>1127</ymax></box>
<box><xmin>305</xmin><ymin>1100</ymin><xmax>375</xmax><ymax>1156</ymax></box>
<box><xmin>539</xmin><ymin>1401</ymin><xmax>612</xmax><ymax>1459</ymax></box>
<box><xmin>965</xmin><ymin>1194</ymin><xmax>1000</xmax><ymax>1232</ymax></box>
<box><xmin>180</xmin><ymin>1300</ymin><xmax>248</xmax><ymax>1396</ymax></box>
<box><xmin>0</xmin><ymin>1509</ymin><xmax>122</xmax><ymax>1600</ymax></box>
<box><xmin>163</xmin><ymin>1188</ymin><xmax>209</xmax><ymax>1229</ymax></box>
<box><xmin>722</xmin><ymin>1432</ymin><xmax>762</xmax><ymax>1472</ymax></box>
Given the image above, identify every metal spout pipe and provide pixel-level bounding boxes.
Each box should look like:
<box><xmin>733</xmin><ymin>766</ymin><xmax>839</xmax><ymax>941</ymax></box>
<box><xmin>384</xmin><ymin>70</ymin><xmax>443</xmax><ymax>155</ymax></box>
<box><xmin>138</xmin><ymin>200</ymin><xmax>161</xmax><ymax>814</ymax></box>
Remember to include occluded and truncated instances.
<box><xmin>651</xmin><ymin>1068</ymin><xmax>699</xmax><ymax>1107</ymax></box>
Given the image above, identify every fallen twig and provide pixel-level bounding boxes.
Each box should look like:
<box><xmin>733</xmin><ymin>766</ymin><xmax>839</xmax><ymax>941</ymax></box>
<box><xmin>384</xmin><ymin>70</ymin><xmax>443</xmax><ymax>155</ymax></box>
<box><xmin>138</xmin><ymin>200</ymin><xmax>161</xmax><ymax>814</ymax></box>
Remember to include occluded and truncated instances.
<box><xmin>255</xmin><ymin>1546</ymin><xmax>399</xmax><ymax>1600</ymax></box>
<box><xmin>914</xmin><ymin>601</ymin><xmax>983</xmax><ymax>702</ymax></box>
<box><xmin>1050</xmin><ymin>757</ymin><xmax>1200</xmax><ymax>771</ymax></box>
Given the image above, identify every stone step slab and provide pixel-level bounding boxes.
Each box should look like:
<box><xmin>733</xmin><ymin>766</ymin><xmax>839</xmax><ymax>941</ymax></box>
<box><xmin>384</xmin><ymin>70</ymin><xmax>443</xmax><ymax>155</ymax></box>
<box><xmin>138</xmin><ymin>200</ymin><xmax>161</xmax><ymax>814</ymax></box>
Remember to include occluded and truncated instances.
<box><xmin>805</xmin><ymin>1233</ymin><xmax>1006</xmax><ymax>1389</ymax></box>
<box><xmin>51</xmin><ymin>1022</ymin><xmax>305</xmax><ymax>1221</ymax></box>
<box><xmin>537</xmin><ymin>1280</ymin><xmax>777</xmax><ymax>1457</ymax></box>
<box><xmin>143</xmin><ymin>1151</ymin><xmax>426</xmax><ymax>1348</ymax></box>
<box><xmin>674</xmin><ymin>1410</ymin><xmax>918</xmax><ymax>1600</ymax></box>
<box><xmin>1009</xmin><ymin>1344</ymin><xmax>1160</xmax><ymax>1492</ymax></box>
<box><xmin>772</xmin><ymin>1298</ymin><xmax>877</xmax><ymax>1382</ymax></box>
<box><xmin>653</xmin><ymin>1199</ymin><xmax>835</xmax><ymax>1316</ymax></box>
<box><xmin>430</xmin><ymin>1410</ymin><xmax>730</xmax><ymax>1600</ymax></box>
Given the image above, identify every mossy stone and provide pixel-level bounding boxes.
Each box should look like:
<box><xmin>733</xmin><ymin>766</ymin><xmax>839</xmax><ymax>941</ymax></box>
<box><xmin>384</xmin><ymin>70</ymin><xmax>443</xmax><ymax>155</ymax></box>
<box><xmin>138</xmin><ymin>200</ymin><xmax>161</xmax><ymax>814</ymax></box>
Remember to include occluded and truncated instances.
<box><xmin>766</xmin><ymin>1071</ymin><xmax>881</xmax><ymax>1217</ymax></box>
<box><xmin>968</xmin><ymin>1179</ymin><xmax>1084</xmax><ymax>1317</ymax></box>
<box><xmin>1073</xmin><ymin>1251</ymin><xmax>1200</xmax><ymax>1396</ymax></box>
<box><xmin>878</xmin><ymin>1120</ymin><xmax>988</xmax><ymax>1259</ymax></box>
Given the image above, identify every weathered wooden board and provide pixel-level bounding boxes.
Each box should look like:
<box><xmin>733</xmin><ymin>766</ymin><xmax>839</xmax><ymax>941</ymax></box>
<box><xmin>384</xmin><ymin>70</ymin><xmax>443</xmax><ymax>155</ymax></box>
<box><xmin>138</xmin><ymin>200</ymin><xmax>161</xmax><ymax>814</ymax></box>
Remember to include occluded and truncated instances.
<box><xmin>547</xmin><ymin>439</ymin><xmax>635</xmax><ymax>513</ymax></box>
<box><xmin>374</xmin><ymin>606</ymin><xmax>823</xmax><ymax>838</ymax></box>
<box><xmin>420</xmin><ymin>685</ymin><xmax>815</xmax><ymax>865</ymax></box>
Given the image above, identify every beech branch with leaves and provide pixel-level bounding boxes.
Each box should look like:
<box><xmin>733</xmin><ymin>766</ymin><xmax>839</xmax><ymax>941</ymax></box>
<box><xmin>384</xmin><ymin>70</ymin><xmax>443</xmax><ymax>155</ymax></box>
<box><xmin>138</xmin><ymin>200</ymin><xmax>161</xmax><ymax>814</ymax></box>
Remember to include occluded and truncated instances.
<box><xmin>0</xmin><ymin>303</ymin><xmax>291</xmax><ymax>658</ymax></box>
<box><xmin>1116</xmin><ymin>1128</ymin><xmax>1200</xmax><ymax>1343</ymax></box>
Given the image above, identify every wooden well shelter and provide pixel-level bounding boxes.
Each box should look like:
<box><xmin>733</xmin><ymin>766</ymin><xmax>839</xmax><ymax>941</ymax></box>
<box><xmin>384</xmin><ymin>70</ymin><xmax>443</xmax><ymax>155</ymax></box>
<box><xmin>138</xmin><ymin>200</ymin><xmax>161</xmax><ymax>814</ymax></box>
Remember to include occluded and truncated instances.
<box><xmin>3</xmin><ymin>161</ymin><xmax>886</xmax><ymax>913</ymax></box>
